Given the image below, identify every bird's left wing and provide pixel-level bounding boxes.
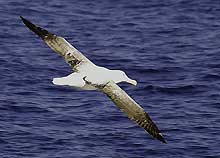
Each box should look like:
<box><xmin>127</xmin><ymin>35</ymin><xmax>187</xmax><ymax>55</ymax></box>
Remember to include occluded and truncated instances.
<box><xmin>20</xmin><ymin>16</ymin><xmax>93</xmax><ymax>72</ymax></box>
<box><xmin>99</xmin><ymin>81</ymin><xmax>166</xmax><ymax>143</ymax></box>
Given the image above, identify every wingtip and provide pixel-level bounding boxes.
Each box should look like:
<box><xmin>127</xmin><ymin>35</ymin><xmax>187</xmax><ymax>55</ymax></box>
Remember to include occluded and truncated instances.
<box><xmin>20</xmin><ymin>16</ymin><xmax>24</xmax><ymax>20</ymax></box>
<box><xmin>157</xmin><ymin>133</ymin><xmax>167</xmax><ymax>144</ymax></box>
<box><xmin>20</xmin><ymin>16</ymin><xmax>27</xmax><ymax>25</ymax></box>
<box><xmin>20</xmin><ymin>16</ymin><xmax>54</xmax><ymax>39</ymax></box>
<box><xmin>20</xmin><ymin>16</ymin><xmax>29</xmax><ymax>25</ymax></box>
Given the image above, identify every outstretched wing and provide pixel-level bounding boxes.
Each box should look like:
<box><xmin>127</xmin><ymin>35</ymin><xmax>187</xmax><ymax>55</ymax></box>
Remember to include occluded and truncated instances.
<box><xmin>100</xmin><ymin>81</ymin><xmax>166</xmax><ymax>143</ymax></box>
<box><xmin>20</xmin><ymin>16</ymin><xmax>93</xmax><ymax>72</ymax></box>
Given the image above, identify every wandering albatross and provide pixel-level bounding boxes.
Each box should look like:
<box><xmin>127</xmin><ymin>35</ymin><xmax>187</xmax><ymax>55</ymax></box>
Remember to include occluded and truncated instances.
<box><xmin>20</xmin><ymin>16</ymin><xmax>166</xmax><ymax>143</ymax></box>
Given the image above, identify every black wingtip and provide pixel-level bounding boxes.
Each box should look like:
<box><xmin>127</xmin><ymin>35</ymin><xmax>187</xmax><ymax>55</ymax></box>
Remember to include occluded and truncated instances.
<box><xmin>157</xmin><ymin>133</ymin><xmax>167</xmax><ymax>144</ymax></box>
<box><xmin>20</xmin><ymin>16</ymin><xmax>24</xmax><ymax>20</ymax></box>
<box><xmin>20</xmin><ymin>16</ymin><xmax>54</xmax><ymax>39</ymax></box>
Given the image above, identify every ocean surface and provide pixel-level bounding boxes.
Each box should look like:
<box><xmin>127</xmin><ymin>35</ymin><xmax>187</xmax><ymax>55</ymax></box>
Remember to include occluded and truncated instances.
<box><xmin>1</xmin><ymin>0</ymin><xmax>220</xmax><ymax>157</ymax></box>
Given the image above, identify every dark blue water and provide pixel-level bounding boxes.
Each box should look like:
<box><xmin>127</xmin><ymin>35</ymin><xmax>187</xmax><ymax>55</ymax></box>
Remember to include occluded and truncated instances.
<box><xmin>1</xmin><ymin>0</ymin><xmax>220</xmax><ymax>157</ymax></box>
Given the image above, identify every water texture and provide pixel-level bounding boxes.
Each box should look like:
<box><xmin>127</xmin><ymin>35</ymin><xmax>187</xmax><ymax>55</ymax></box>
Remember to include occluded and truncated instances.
<box><xmin>1</xmin><ymin>0</ymin><xmax>220</xmax><ymax>157</ymax></box>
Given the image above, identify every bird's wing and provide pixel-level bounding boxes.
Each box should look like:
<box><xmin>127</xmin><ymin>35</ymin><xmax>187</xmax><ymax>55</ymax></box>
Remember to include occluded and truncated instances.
<box><xmin>20</xmin><ymin>16</ymin><xmax>93</xmax><ymax>72</ymax></box>
<box><xmin>99</xmin><ymin>81</ymin><xmax>166</xmax><ymax>143</ymax></box>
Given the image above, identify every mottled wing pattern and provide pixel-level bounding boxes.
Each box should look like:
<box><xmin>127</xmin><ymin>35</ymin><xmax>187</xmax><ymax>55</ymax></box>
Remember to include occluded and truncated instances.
<box><xmin>21</xmin><ymin>16</ymin><xmax>166</xmax><ymax>143</ymax></box>
<box><xmin>20</xmin><ymin>16</ymin><xmax>93</xmax><ymax>72</ymax></box>
<box><xmin>100</xmin><ymin>81</ymin><xmax>166</xmax><ymax>143</ymax></box>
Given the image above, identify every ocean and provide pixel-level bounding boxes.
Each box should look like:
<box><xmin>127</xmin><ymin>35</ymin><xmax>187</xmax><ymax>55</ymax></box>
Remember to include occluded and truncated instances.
<box><xmin>1</xmin><ymin>0</ymin><xmax>220</xmax><ymax>157</ymax></box>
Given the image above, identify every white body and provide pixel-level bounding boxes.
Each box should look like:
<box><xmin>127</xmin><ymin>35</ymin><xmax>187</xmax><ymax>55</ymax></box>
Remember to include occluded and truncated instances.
<box><xmin>53</xmin><ymin>63</ymin><xmax>137</xmax><ymax>90</ymax></box>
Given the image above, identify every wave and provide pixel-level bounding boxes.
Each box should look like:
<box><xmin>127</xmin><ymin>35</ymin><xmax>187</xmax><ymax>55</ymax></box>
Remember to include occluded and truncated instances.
<box><xmin>202</xmin><ymin>74</ymin><xmax>220</xmax><ymax>80</ymax></box>
<box><xmin>141</xmin><ymin>84</ymin><xmax>207</xmax><ymax>95</ymax></box>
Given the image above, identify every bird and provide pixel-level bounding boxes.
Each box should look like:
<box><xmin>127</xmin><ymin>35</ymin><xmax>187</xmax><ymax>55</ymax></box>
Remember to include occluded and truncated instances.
<box><xmin>20</xmin><ymin>16</ymin><xmax>166</xmax><ymax>143</ymax></box>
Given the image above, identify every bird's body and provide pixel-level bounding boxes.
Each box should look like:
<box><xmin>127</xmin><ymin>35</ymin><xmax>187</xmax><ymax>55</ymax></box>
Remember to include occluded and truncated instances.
<box><xmin>53</xmin><ymin>64</ymin><xmax>137</xmax><ymax>90</ymax></box>
<box><xmin>21</xmin><ymin>16</ymin><xmax>166</xmax><ymax>143</ymax></box>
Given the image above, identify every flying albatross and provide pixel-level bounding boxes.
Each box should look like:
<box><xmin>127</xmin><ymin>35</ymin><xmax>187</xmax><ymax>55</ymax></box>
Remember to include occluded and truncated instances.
<box><xmin>20</xmin><ymin>16</ymin><xmax>166</xmax><ymax>143</ymax></box>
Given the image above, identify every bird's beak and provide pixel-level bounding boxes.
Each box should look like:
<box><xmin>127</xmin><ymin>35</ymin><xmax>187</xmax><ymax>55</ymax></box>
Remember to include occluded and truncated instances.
<box><xmin>127</xmin><ymin>78</ymin><xmax>137</xmax><ymax>86</ymax></box>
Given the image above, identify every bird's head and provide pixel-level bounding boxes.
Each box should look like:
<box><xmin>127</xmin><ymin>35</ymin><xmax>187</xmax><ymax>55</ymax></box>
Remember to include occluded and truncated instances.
<box><xmin>113</xmin><ymin>70</ymin><xmax>137</xmax><ymax>86</ymax></box>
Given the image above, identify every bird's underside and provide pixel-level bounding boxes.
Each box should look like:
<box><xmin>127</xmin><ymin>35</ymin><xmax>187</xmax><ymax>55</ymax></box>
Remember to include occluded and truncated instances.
<box><xmin>20</xmin><ymin>16</ymin><xmax>166</xmax><ymax>143</ymax></box>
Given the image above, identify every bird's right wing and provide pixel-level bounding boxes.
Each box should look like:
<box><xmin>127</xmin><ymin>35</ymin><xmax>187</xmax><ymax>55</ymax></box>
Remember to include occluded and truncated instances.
<box><xmin>99</xmin><ymin>81</ymin><xmax>166</xmax><ymax>143</ymax></box>
<box><xmin>20</xmin><ymin>16</ymin><xmax>93</xmax><ymax>72</ymax></box>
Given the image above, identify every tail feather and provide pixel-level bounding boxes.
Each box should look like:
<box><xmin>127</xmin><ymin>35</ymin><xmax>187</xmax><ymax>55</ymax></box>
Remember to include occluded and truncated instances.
<box><xmin>52</xmin><ymin>78</ymin><xmax>67</xmax><ymax>86</ymax></box>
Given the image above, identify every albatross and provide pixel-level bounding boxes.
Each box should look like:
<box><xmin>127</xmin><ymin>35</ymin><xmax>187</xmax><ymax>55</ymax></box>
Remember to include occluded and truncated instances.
<box><xmin>20</xmin><ymin>16</ymin><xmax>166</xmax><ymax>143</ymax></box>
